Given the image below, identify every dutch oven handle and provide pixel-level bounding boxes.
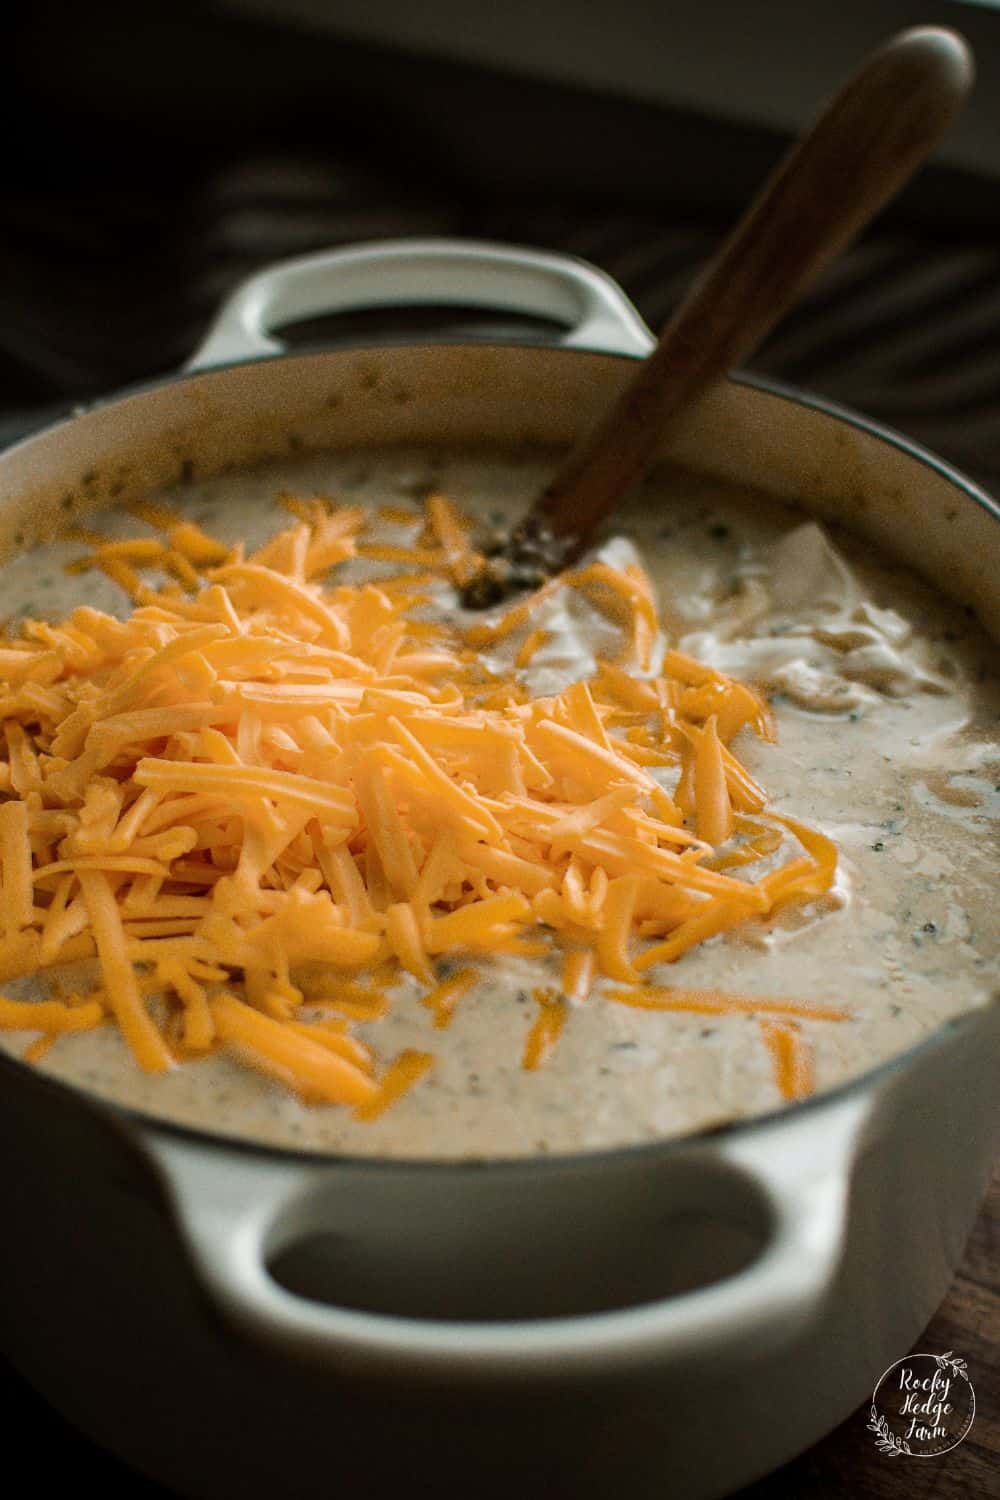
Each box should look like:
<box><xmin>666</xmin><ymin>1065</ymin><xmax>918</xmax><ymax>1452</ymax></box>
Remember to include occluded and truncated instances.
<box><xmin>184</xmin><ymin>239</ymin><xmax>656</xmax><ymax>370</ymax></box>
<box><xmin>148</xmin><ymin>1091</ymin><xmax>870</xmax><ymax>1382</ymax></box>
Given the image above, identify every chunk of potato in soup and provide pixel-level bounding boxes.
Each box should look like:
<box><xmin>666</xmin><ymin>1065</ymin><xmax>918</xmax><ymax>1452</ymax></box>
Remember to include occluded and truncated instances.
<box><xmin>0</xmin><ymin>445</ymin><xmax>996</xmax><ymax>1158</ymax></box>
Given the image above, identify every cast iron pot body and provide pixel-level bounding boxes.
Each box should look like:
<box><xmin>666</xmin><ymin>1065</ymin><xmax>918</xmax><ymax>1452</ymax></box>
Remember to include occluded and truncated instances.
<box><xmin>0</xmin><ymin>242</ymin><xmax>997</xmax><ymax>1500</ymax></box>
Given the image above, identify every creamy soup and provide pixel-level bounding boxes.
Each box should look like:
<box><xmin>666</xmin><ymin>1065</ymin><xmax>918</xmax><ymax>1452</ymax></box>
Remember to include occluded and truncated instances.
<box><xmin>1</xmin><ymin>445</ymin><xmax>997</xmax><ymax>1158</ymax></box>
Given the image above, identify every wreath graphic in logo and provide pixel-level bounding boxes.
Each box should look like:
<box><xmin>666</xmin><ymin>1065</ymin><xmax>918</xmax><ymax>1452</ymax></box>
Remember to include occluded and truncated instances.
<box><xmin>869</xmin><ymin>1351</ymin><xmax>975</xmax><ymax>1459</ymax></box>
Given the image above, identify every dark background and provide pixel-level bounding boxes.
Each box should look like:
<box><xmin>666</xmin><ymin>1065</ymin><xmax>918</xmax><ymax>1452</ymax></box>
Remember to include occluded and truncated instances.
<box><xmin>2</xmin><ymin>3</ymin><xmax>997</xmax><ymax>1495</ymax></box>
<box><xmin>3</xmin><ymin>0</ymin><xmax>1000</xmax><ymax>484</ymax></box>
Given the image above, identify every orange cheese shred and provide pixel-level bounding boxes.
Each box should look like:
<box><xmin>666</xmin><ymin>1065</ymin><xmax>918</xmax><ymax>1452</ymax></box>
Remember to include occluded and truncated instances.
<box><xmin>693</xmin><ymin>716</ymin><xmax>733</xmax><ymax>847</ymax></box>
<box><xmin>421</xmin><ymin>968</ymin><xmax>478</xmax><ymax>1029</ymax></box>
<box><xmin>210</xmin><ymin>991</ymin><xmax>378</xmax><ymax>1106</ymax></box>
<box><xmin>606</xmin><ymin>986</ymin><xmax>849</xmax><ymax>1023</ymax></box>
<box><xmin>0</xmin><ymin>995</ymin><xmax>104</xmax><ymax>1034</ymax></box>
<box><xmin>561</xmin><ymin>948</ymin><xmax>595</xmax><ymax>1001</ymax></box>
<box><xmin>595</xmin><ymin>873</ymin><xmax>642</xmax><ymax>982</ymax></box>
<box><xmin>355</xmin><ymin>1049</ymin><xmax>434</xmax><ymax>1120</ymax></box>
<box><xmin>0</xmin><ymin>799</ymin><xmax>33</xmax><ymax>932</ymax></box>
<box><xmin>514</xmin><ymin>627</ymin><xmax>550</xmax><ymax>669</ymax></box>
<box><xmin>78</xmin><ymin>870</ymin><xmax>173</xmax><ymax>1072</ymax></box>
<box><xmin>759</xmin><ymin>1017</ymin><xmax>815</xmax><ymax>1100</ymax></box>
<box><xmin>522</xmin><ymin>989</ymin><xmax>568</xmax><ymax>1070</ymax></box>
<box><xmin>426</xmin><ymin>493</ymin><xmax>485</xmax><ymax>589</ymax></box>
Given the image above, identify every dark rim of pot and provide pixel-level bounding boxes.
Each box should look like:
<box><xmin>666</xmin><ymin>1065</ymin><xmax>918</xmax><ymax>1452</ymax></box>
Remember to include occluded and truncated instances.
<box><xmin>0</xmin><ymin>342</ymin><xmax>996</xmax><ymax>1171</ymax></box>
<box><xmin>5</xmin><ymin>348</ymin><xmax>1000</xmax><ymax>533</ymax></box>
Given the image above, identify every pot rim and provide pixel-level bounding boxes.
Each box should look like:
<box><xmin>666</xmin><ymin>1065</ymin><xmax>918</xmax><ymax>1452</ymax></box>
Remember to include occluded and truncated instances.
<box><xmin>5</xmin><ymin>347</ymin><xmax>999</xmax><ymax>530</ymax></box>
<box><xmin>1</xmin><ymin>341</ymin><xmax>997</xmax><ymax>1169</ymax></box>
<box><xmin>0</xmin><ymin>988</ymin><xmax>994</xmax><ymax>1174</ymax></box>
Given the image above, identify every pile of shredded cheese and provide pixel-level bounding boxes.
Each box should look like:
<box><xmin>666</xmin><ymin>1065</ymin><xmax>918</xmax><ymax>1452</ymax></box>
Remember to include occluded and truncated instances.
<box><xmin>0</xmin><ymin>489</ymin><xmax>846</xmax><ymax>1117</ymax></box>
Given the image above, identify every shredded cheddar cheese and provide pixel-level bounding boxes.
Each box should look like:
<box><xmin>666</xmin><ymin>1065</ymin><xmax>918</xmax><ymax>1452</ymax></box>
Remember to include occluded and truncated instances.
<box><xmin>0</xmin><ymin>488</ymin><xmax>845</xmax><ymax>1115</ymax></box>
<box><xmin>523</xmin><ymin>988</ymin><xmax>568</xmax><ymax>1071</ymax></box>
<box><xmin>758</xmin><ymin>1016</ymin><xmax>816</xmax><ymax>1100</ymax></box>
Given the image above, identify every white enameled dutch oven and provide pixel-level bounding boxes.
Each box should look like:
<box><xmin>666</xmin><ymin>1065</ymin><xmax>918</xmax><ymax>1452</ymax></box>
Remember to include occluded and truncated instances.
<box><xmin>1</xmin><ymin>241</ymin><xmax>997</xmax><ymax>1500</ymax></box>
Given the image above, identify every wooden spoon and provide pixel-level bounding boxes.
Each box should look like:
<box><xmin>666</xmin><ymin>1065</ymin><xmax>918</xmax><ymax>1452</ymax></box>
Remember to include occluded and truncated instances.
<box><xmin>463</xmin><ymin>25</ymin><xmax>974</xmax><ymax>606</ymax></box>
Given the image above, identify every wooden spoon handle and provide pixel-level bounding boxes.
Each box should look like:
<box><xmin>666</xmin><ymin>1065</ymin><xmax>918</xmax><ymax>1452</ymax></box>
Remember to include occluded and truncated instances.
<box><xmin>529</xmin><ymin>25</ymin><xmax>974</xmax><ymax>550</ymax></box>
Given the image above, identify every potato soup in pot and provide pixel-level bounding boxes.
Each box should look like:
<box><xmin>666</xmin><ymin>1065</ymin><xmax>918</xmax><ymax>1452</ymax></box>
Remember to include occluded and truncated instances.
<box><xmin>0</xmin><ymin>443</ymin><xmax>996</xmax><ymax>1158</ymax></box>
